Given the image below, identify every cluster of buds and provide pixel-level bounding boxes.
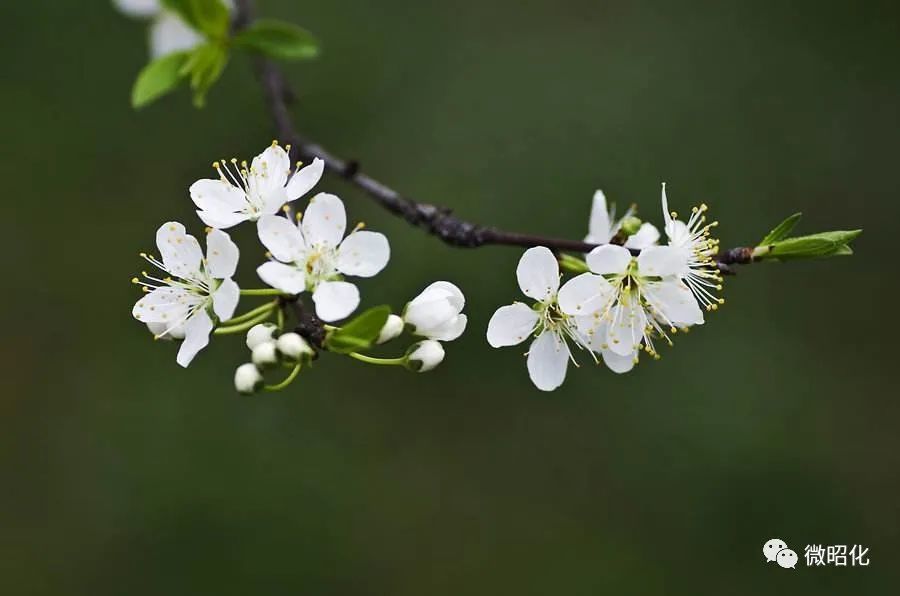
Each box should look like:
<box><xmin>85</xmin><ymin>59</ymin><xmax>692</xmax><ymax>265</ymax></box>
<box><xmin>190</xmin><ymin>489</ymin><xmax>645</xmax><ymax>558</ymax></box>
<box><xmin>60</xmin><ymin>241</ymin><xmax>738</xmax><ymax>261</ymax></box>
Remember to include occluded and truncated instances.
<box><xmin>235</xmin><ymin>323</ymin><xmax>315</xmax><ymax>395</ymax></box>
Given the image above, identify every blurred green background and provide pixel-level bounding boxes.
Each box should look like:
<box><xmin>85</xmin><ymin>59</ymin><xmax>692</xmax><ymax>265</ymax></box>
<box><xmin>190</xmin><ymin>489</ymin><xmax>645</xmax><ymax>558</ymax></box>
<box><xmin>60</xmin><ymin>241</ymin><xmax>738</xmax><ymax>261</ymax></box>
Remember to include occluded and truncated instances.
<box><xmin>1</xmin><ymin>0</ymin><xmax>897</xmax><ymax>593</ymax></box>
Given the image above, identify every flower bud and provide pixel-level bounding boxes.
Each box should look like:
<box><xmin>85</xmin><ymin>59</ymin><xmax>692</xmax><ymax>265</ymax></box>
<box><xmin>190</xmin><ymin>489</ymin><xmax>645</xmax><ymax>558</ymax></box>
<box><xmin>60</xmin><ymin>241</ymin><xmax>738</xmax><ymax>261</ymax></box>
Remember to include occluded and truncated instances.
<box><xmin>251</xmin><ymin>341</ymin><xmax>279</xmax><ymax>369</ymax></box>
<box><xmin>376</xmin><ymin>314</ymin><xmax>404</xmax><ymax>344</ymax></box>
<box><xmin>246</xmin><ymin>323</ymin><xmax>278</xmax><ymax>350</ymax></box>
<box><xmin>403</xmin><ymin>281</ymin><xmax>467</xmax><ymax>342</ymax></box>
<box><xmin>276</xmin><ymin>332</ymin><xmax>314</xmax><ymax>362</ymax></box>
<box><xmin>620</xmin><ymin>215</ymin><xmax>643</xmax><ymax>237</ymax></box>
<box><xmin>234</xmin><ymin>363</ymin><xmax>263</xmax><ymax>395</ymax></box>
<box><xmin>405</xmin><ymin>340</ymin><xmax>445</xmax><ymax>372</ymax></box>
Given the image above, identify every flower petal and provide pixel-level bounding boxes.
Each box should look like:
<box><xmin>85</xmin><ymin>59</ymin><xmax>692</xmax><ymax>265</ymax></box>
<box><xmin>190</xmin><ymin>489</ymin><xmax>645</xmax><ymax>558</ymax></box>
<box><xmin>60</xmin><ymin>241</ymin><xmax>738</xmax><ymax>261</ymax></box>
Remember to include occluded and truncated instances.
<box><xmin>257</xmin><ymin>261</ymin><xmax>305</xmax><ymax>295</ymax></box>
<box><xmin>606</xmin><ymin>300</ymin><xmax>647</xmax><ymax>357</ymax></box>
<box><xmin>636</xmin><ymin>245</ymin><xmax>687</xmax><ymax>277</ymax></box>
<box><xmin>557</xmin><ymin>272</ymin><xmax>615</xmax><ymax>316</ymax></box>
<box><xmin>249</xmin><ymin>145</ymin><xmax>291</xmax><ymax>213</ymax></box>
<box><xmin>624</xmin><ymin>222</ymin><xmax>660</xmax><ymax>250</ymax></box>
<box><xmin>425</xmin><ymin>314</ymin><xmax>468</xmax><ymax>342</ymax></box>
<box><xmin>132</xmin><ymin>286</ymin><xmax>196</xmax><ymax>324</ymax></box>
<box><xmin>585</xmin><ymin>244</ymin><xmax>632</xmax><ymax>275</ymax></box>
<box><xmin>196</xmin><ymin>209</ymin><xmax>251</xmax><ymax>230</ymax></box>
<box><xmin>190</xmin><ymin>178</ymin><xmax>247</xmax><ymax>214</ymax></box>
<box><xmin>205</xmin><ymin>229</ymin><xmax>239</xmax><ymax>279</ymax></box>
<box><xmin>486</xmin><ymin>302</ymin><xmax>539</xmax><ymax>347</ymax></box>
<box><xmin>113</xmin><ymin>0</ymin><xmax>160</xmax><ymax>18</ymax></box>
<box><xmin>644</xmin><ymin>279</ymin><xmax>704</xmax><ymax>327</ymax></box>
<box><xmin>312</xmin><ymin>280</ymin><xmax>360</xmax><ymax>322</ymax></box>
<box><xmin>526</xmin><ymin>330</ymin><xmax>570</xmax><ymax>391</ymax></box>
<box><xmin>586</xmin><ymin>189</ymin><xmax>612</xmax><ymax>244</ymax></box>
<box><xmin>146</xmin><ymin>320</ymin><xmax>186</xmax><ymax>340</ymax></box>
<box><xmin>516</xmin><ymin>246</ymin><xmax>559</xmax><ymax>301</ymax></box>
<box><xmin>176</xmin><ymin>309</ymin><xmax>214</xmax><ymax>367</ymax></box>
<box><xmin>336</xmin><ymin>231</ymin><xmax>390</xmax><ymax>277</ymax></box>
<box><xmin>601</xmin><ymin>348</ymin><xmax>637</xmax><ymax>374</ymax></box>
<box><xmin>149</xmin><ymin>11</ymin><xmax>203</xmax><ymax>59</ymax></box>
<box><xmin>285</xmin><ymin>157</ymin><xmax>324</xmax><ymax>201</ymax></box>
<box><xmin>257</xmin><ymin>215</ymin><xmax>306</xmax><ymax>263</ymax></box>
<box><xmin>212</xmin><ymin>278</ymin><xmax>240</xmax><ymax>321</ymax></box>
<box><xmin>302</xmin><ymin>193</ymin><xmax>347</xmax><ymax>248</ymax></box>
<box><xmin>156</xmin><ymin>221</ymin><xmax>203</xmax><ymax>279</ymax></box>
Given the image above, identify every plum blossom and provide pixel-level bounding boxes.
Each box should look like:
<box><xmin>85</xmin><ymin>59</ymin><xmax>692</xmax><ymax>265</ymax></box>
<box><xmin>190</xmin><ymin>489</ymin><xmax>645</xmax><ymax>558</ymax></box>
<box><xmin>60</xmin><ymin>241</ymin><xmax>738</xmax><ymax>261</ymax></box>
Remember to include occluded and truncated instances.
<box><xmin>113</xmin><ymin>0</ymin><xmax>205</xmax><ymax>59</ymax></box>
<box><xmin>403</xmin><ymin>282</ymin><xmax>468</xmax><ymax>341</ymax></box>
<box><xmin>256</xmin><ymin>193</ymin><xmax>390</xmax><ymax>322</ymax></box>
<box><xmin>659</xmin><ymin>183</ymin><xmax>725</xmax><ymax>311</ymax></box>
<box><xmin>558</xmin><ymin>243</ymin><xmax>705</xmax><ymax>373</ymax></box>
<box><xmin>586</xmin><ymin>189</ymin><xmax>659</xmax><ymax>250</ymax></box>
<box><xmin>487</xmin><ymin>247</ymin><xmax>593</xmax><ymax>391</ymax></box>
<box><xmin>190</xmin><ymin>142</ymin><xmax>324</xmax><ymax>229</ymax></box>
<box><xmin>132</xmin><ymin>222</ymin><xmax>240</xmax><ymax>367</ymax></box>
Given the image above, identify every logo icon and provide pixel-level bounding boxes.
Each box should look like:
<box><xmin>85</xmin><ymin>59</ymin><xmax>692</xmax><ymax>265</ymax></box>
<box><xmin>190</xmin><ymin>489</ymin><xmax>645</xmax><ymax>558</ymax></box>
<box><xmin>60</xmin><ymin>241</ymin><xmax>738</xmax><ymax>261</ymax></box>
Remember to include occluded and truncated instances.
<box><xmin>763</xmin><ymin>538</ymin><xmax>797</xmax><ymax>569</ymax></box>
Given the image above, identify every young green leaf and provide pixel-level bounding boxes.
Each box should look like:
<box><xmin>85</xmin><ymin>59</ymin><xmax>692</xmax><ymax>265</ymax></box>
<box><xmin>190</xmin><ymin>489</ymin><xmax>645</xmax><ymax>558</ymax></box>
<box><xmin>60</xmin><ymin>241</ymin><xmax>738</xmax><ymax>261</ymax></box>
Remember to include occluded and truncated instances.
<box><xmin>755</xmin><ymin>229</ymin><xmax>862</xmax><ymax>260</ymax></box>
<box><xmin>131</xmin><ymin>51</ymin><xmax>191</xmax><ymax>109</ymax></box>
<box><xmin>233</xmin><ymin>19</ymin><xmax>320</xmax><ymax>60</ymax></box>
<box><xmin>162</xmin><ymin>0</ymin><xmax>229</xmax><ymax>37</ymax></box>
<box><xmin>183</xmin><ymin>43</ymin><xmax>229</xmax><ymax>108</ymax></box>
<box><xmin>325</xmin><ymin>306</ymin><xmax>391</xmax><ymax>354</ymax></box>
<box><xmin>759</xmin><ymin>212</ymin><xmax>802</xmax><ymax>246</ymax></box>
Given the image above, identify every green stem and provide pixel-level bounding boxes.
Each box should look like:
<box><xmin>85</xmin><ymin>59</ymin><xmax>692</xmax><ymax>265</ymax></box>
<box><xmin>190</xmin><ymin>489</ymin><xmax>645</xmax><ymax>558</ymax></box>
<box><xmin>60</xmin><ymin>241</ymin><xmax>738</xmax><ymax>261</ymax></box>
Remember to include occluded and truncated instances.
<box><xmin>222</xmin><ymin>301</ymin><xmax>277</xmax><ymax>325</ymax></box>
<box><xmin>277</xmin><ymin>306</ymin><xmax>285</xmax><ymax>330</ymax></box>
<box><xmin>559</xmin><ymin>253</ymin><xmax>590</xmax><ymax>274</ymax></box>
<box><xmin>214</xmin><ymin>310</ymin><xmax>273</xmax><ymax>335</ymax></box>
<box><xmin>240</xmin><ymin>288</ymin><xmax>287</xmax><ymax>296</ymax></box>
<box><xmin>348</xmin><ymin>352</ymin><xmax>406</xmax><ymax>366</ymax></box>
<box><xmin>265</xmin><ymin>363</ymin><xmax>302</xmax><ymax>391</ymax></box>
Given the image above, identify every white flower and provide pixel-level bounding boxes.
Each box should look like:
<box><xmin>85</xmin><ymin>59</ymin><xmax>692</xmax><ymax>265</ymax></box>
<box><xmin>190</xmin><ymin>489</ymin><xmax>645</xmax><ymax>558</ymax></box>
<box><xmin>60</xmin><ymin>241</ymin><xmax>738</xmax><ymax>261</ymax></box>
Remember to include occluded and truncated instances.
<box><xmin>406</xmin><ymin>340</ymin><xmax>445</xmax><ymax>372</ymax></box>
<box><xmin>246</xmin><ymin>323</ymin><xmax>278</xmax><ymax>350</ymax></box>
<box><xmin>132</xmin><ymin>222</ymin><xmax>240</xmax><ymax>367</ymax></box>
<box><xmin>113</xmin><ymin>0</ymin><xmax>204</xmax><ymax>59</ymax></box>
<box><xmin>558</xmin><ymin>243</ymin><xmax>705</xmax><ymax>371</ymax></box>
<box><xmin>256</xmin><ymin>193</ymin><xmax>390</xmax><ymax>322</ymax></box>
<box><xmin>276</xmin><ymin>332</ymin><xmax>314</xmax><ymax>362</ymax></box>
<box><xmin>586</xmin><ymin>189</ymin><xmax>659</xmax><ymax>250</ymax></box>
<box><xmin>146</xmin><ymin>320</ymin><xmax>185</xmax><ymax>340</ymax></box>
<box><xmin>403</xmin><ymin>281</ymin><xmax>467</xmax><ymax>341</ymax></box>
<box><xmin>486</xmin><ymin>247</ymin><xmax>593</xmax><ymax>391</ymax></box>
<box><xmin>234</xmin><ymin>363</ymin><xmax>263</xmax><ymax>395</ymax></box>
<box><xmin>190</xmin><ymin>143</ymin><xmax>325</xmax><ymax>229</ymax></box>
<box><xmin>251</xmin><ymin>341</ymin><xmax>279</xmax><ymax>369</ymax></box>
<box><xmin>376</xmin><ymin>314</ymin><xmax>404</xmax><ymax>344</ymax></box>
<box><xmin>659</xmin><ymin>183</ymin><xmax>724</xmax><ymax>311</ymax></box>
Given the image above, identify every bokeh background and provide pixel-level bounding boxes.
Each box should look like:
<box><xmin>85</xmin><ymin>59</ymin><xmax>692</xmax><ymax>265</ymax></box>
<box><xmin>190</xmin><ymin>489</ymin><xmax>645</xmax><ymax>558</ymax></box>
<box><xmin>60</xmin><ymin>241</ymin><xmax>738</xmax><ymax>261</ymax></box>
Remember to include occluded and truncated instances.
<box><xmin>2</xmin><ymin>0</ymin><xmax>897</xmax><ymax>593</ymax></box>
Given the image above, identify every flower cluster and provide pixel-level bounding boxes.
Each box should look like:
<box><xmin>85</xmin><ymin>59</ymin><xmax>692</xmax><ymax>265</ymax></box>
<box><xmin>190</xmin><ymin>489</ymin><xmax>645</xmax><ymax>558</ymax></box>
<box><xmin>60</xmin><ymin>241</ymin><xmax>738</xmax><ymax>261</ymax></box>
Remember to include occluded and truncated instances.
<box><xmin>132</xmin><ymin>142</ymin><xmax>468</xmax><ymax>393</ymax></box>
<box><xmin>487</xmin><ymin>185</ymin><xmax>723</xmax><ymax>391</ymax></box>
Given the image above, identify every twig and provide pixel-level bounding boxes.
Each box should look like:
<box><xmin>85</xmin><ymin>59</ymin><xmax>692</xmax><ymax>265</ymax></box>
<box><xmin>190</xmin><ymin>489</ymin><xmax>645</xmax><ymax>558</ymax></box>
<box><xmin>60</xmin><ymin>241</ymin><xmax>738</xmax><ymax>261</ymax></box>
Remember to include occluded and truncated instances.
<box><xmin>233</xmin><ymin>0</ymin><xmax>752</xmax><ymax>274</ymax></box>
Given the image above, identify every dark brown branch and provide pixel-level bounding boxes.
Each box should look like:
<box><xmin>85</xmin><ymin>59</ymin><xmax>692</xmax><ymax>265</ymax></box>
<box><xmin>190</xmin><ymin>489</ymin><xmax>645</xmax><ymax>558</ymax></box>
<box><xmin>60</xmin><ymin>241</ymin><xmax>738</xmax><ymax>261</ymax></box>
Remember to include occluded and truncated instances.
<box><xmin>234</xmin><ymin>0</ymin><xmax>752</xmax><ymax>273</ymax></box>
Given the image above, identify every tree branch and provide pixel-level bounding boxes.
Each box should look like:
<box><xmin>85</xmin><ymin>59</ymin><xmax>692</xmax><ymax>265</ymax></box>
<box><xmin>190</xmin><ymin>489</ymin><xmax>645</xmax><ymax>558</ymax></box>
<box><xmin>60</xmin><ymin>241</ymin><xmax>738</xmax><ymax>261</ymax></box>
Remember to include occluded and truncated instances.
<box><xmin>233</xmin><ymin>0</ymin><xmax>752</xmax><ymax>273</ymax></box>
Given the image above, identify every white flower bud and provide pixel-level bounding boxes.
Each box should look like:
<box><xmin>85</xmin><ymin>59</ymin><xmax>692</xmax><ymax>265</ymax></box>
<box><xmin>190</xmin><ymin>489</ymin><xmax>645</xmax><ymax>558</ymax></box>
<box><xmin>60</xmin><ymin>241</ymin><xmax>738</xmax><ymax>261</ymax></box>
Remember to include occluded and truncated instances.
<box><xmin>251</xmin><ymin>341</ymin><xmax>279</xmax><ymax>369</ymax></box>
<box><xmin>246</xmin><ymin>323</ymin><xmax>278</xmax><ymax>350</ymax></box>
<box><xmin>377</xmin><ymin>314</ymin><xmax>404</xmax><ymax>344</ymax></box>
<box><xmin>276</xmin><ymin>332</ymin><xmax>314</xmax><ymax>362</ymax></box>
<box><xmin>406</xmin><ymin>340</ymin><xmax>445</xmax><ymax>372</ymax></box>
<box><xmin>403</xmin><ymin>282</ymin><xmax>467</xmax><ymax>342</ymax></box>
<box><xmin>234</xmin><ymin>363</ymin><xmax>263</xmax><ymax>395</ymax></box>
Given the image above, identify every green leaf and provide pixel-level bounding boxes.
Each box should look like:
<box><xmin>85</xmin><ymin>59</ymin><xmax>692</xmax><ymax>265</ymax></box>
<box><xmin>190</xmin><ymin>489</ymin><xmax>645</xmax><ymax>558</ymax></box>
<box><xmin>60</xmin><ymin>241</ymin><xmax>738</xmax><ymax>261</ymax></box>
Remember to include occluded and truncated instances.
<box><xmin>131</xmin><ymin>51</ymin><xmax>191</xmax><ymax>109</ymax></box>
<box><xmin>162</xmin><ymin>0</ymin><xmax>229</xmax><ymax>37</ymax></box>
<box><xmin>233</xmin><ymin>19</ymin><xmax>320</xmax><ymax>60</ymax></box>
<box><xmin>756</xmin><ymin>229</ymin><xmax>862</xmax><ymax>261</ymax></box>
<box><xmin>177</xmin><ymin>43</ymin><xmax>228</xmax><ymax>108</ymax></box>
<box><xmin>759</xmin><ymin>212</ymin><xmax>802</xmax><ymax>246</ymax></box>
<box><xmin>325</xmin><ymin>306</ymin><xmax>391</xmax><ymax>354</ymax></box>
